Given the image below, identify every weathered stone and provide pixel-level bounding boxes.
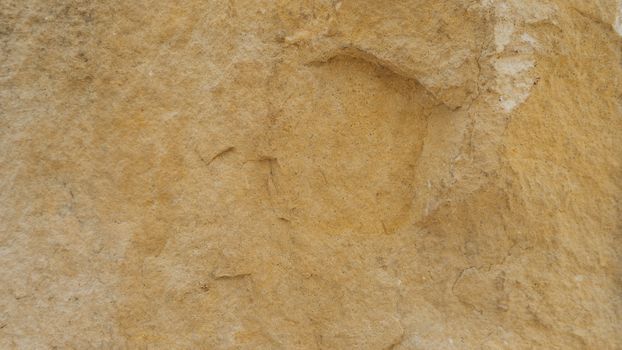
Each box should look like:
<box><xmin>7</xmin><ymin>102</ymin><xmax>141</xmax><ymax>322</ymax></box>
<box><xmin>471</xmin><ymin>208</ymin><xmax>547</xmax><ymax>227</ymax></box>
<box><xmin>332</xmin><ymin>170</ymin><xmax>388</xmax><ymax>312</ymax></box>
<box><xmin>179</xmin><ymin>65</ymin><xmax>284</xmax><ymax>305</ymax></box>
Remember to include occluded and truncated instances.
<box><xmin>1</xmin><ymin>0</ymin><xmax>621</xmax><ymax>348</ymax></box>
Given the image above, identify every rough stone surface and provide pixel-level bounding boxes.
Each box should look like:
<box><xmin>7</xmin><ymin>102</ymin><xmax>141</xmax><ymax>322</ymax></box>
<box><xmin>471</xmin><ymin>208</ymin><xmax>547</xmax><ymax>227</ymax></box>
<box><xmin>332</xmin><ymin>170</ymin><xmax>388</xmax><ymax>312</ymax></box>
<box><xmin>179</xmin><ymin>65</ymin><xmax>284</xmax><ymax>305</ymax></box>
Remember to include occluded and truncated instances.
<box><xmin>1</xmin><ymin>1</ymin><xmax>621</xmax><ymax>349</ymax></box>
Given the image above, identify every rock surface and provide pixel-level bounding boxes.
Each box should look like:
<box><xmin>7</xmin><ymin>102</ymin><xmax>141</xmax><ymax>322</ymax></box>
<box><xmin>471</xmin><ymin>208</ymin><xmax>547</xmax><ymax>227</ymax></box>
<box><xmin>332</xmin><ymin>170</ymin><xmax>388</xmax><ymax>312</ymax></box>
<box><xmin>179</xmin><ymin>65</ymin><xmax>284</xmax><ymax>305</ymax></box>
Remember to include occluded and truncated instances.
<box><xmin>1</xmin><ymin>0</ymin><xmax>621</xmax><ymax>349</ymax></box>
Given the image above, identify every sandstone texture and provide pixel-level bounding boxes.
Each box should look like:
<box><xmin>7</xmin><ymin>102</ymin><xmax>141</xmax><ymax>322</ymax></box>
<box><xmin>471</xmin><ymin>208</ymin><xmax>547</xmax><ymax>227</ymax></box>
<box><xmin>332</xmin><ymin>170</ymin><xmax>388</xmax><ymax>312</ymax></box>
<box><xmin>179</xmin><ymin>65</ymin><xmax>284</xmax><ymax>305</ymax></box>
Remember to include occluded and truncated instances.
<box><xmin>1</xmin><ymin>1</ymin><xmax>622</xmax><ymax>349</ymax></box>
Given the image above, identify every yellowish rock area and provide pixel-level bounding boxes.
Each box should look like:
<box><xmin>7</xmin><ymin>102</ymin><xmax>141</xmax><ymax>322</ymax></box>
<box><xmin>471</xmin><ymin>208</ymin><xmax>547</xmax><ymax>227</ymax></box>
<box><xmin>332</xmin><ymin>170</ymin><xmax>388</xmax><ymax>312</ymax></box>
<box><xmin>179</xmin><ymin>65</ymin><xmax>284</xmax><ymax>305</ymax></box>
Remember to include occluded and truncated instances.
<box><xmin>1</xmin><ymin>0</ymin><xmax>621</xmax><ymax>349</ymax></box>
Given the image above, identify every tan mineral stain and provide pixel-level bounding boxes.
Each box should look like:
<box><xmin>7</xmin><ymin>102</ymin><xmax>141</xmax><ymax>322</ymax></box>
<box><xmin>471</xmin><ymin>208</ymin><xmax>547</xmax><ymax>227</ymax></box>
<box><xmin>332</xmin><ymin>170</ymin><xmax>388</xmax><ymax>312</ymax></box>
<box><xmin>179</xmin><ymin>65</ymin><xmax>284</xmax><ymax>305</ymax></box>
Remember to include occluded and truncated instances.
<box><xmin>1</xmin><ymin>0</ymin><xmax>621</xmax><ymax>349</ymax></box>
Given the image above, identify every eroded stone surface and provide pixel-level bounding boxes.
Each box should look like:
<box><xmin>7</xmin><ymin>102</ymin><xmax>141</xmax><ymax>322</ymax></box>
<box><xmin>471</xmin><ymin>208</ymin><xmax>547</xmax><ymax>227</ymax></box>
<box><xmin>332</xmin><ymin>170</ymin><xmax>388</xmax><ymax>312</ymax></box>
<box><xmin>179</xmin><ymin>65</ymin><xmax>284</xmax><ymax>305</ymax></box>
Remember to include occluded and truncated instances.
<box><xmin>1</xmin><ymin>0</ymin><xmax>621</xmax><ymax>349</ymax></box>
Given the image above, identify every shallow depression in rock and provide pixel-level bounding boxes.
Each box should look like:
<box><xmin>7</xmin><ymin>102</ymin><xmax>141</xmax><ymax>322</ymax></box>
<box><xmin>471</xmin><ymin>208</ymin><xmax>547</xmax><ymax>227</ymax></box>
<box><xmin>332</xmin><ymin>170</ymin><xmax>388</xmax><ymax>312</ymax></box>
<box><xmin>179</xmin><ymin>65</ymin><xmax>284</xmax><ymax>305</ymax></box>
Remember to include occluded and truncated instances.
<box><xmin>268</xmin><ymin>56</ymin><xmax>435</xmax><ymax>234</ymax></box>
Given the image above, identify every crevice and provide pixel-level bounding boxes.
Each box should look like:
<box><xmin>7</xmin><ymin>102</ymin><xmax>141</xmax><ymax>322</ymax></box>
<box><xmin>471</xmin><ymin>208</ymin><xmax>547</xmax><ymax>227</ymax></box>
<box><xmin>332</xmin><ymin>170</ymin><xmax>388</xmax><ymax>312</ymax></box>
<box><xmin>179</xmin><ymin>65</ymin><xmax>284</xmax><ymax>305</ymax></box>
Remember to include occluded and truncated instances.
<box><xmin>451</xmin><ymin>266</ymin><xmax>476</xmax><ymax>295</ymax></box>
<box><xmin>305</xmin><ymin>45</ymin><xmax>448</xmax><ymax>108</ymax></box>
<box><xmin>212</xmin><ymin>272</ymin><xmax>252</xmax><ymax>281</ymax></box>
<box><xmin>569</xmin><ymin>7</ymin><xmax>615</xmax><ymax>32</ymax></box>
<box><xmin>197</xmin><ymin>146</ymin><xmax>235</xmax><ymax>167</ymax></box>
<box><xmin>385</xmin><ymin>329</ymin><xmax>405</xmax><ymax>350</ymax></box>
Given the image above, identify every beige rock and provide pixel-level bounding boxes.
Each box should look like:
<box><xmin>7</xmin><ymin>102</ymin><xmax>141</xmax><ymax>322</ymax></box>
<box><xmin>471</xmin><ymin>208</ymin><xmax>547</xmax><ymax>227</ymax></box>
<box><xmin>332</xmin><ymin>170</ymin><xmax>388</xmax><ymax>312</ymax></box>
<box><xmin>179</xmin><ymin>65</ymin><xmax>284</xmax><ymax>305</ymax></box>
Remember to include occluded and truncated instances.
<box><xmin>1</xmin><ymin>0</ymin><xmax>621</xmax><ymax>349</ymax></box>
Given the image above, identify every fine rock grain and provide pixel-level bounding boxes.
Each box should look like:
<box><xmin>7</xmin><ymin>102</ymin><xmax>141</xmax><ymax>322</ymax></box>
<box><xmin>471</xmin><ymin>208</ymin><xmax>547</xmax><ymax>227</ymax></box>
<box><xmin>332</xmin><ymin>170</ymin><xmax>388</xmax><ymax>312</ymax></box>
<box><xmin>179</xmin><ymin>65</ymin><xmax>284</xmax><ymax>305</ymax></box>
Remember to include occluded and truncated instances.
<box><xmin>1</xmin><ymin>0</ymin><xmax>621</xmax><ymax>349</ymax></box>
